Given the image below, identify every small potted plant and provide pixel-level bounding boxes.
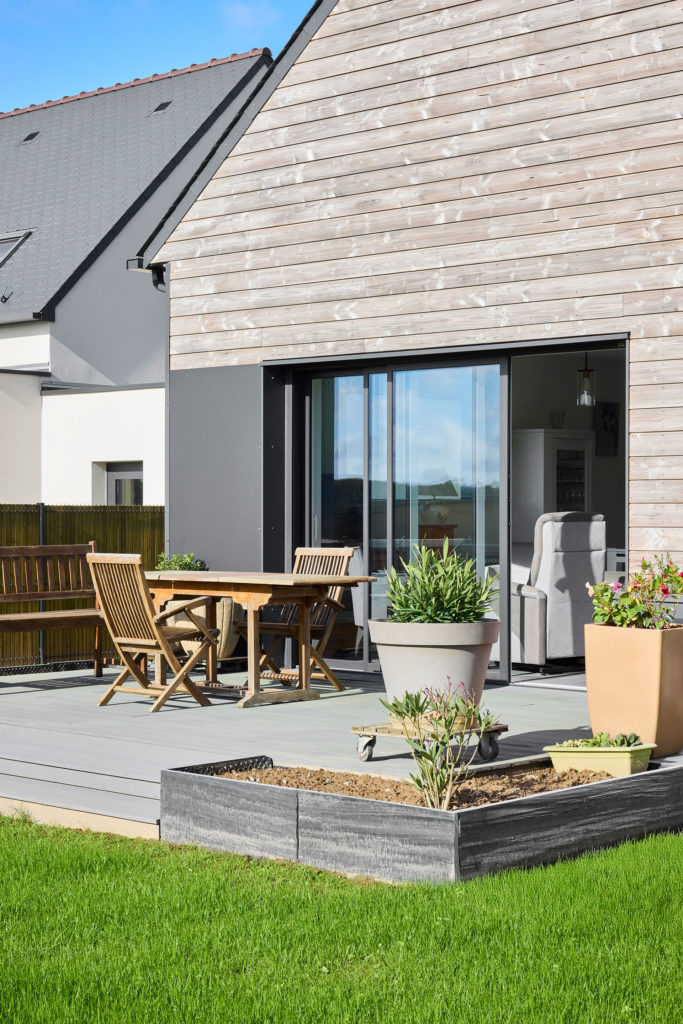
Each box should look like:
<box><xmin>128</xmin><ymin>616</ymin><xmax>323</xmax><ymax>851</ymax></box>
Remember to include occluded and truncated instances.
<box><xmin>585</xmin><ymin>562</ymin><xmax>683</xmax><ymax>757</ymax></box>
<box><xmin>156</xmin><ymin>553</ymin><xmax>241</xmax><ymax>662</ymax></box>
<box><xmin>369</xmin><ymin>539</ymin><xmax>499</xmax><ymax>704</ymax></box>
<box><xmin>544</xmin><ymin>732</ymin><xmax>656</xmax><ymax>778</ymax></box>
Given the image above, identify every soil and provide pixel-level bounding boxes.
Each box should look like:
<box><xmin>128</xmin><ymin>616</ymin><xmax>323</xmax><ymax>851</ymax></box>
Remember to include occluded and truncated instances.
<box><xmin>219</xmin><ymin>764</ymin><xmax>611</xmax><ymax>810</ymax></box>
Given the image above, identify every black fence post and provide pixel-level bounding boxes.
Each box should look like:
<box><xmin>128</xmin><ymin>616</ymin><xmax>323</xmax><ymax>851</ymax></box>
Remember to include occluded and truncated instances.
<box><xmin>38</xmin><ymin>502</ymin><xmax>45</xmax><ymax>666</ymax></box>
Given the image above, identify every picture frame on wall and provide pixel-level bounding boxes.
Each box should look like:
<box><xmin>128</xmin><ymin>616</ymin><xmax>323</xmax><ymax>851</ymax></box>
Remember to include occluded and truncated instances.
<box><xmin>594</xmin><ymin>401</ymin><xmax>619</xmax><ymax>456</ymax></box>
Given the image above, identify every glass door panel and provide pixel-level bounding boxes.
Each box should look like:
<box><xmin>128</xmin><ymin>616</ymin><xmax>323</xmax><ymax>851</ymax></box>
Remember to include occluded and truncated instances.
<box><xmin>310</xmin><ymin>375</ymin><xmax>364</xmax><ymax>662</ymax></box>
<box><xmin>308</xmin><ymin>361</ymin><xmax>505</xmax><ymax>676</ymax></box>
<box><xmin>392</xmin><ymin>366</ymin><xmax>500</xmax><ymax>576</ymax></box>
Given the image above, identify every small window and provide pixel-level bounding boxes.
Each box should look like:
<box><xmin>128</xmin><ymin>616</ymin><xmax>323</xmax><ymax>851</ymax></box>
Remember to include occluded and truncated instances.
<box><xmin>152</xmin><ymin>101</ymin><xmax>172</xmax><ymax>113</ymax></box>
<box><xmin>106</xmin><ymin>462</ymin><xmax>143</xmax><ymax>505</ymax></box>
<box><xmin>0</xmin><ymin>231</ymin><xmax>30</xmax><ymax>269</ymax></box>
<box><xmin>22</xmin><ymin>131</ymin><xmax>40</xmax><ymax>142</ymax></box>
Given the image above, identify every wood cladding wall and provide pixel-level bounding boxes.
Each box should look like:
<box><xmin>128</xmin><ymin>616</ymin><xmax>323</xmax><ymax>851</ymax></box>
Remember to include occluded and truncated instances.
<box><xmin>156</xmin><ymin>0</ymin><xmax>683</xmax><ymax>564</ymax></box>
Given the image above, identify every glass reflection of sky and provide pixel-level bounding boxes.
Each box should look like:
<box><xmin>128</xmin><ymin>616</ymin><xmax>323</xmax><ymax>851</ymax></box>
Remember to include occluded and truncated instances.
<box><xmin>329</xmin><ymin>368</ymin><xmax>499</xmax><ymax>488</ymax></box>
<box><xmin>333</xmin><ymin>376</ymin><xmax>363</xmax><ymax>479</ymax></box>
<box><xmin>394</xmin><ymin>366</ymin><xmax>499</xmax><ymax>490</ymax></box>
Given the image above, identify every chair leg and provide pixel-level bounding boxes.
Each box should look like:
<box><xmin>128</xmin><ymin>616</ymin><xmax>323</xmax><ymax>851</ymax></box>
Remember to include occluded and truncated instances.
<box><xmin>99</xmin><ymin>653</ymin><xmax>151</xmax><ymax>706</ymax></box>
<box><xmin>98</xmin><ymin>664</ymin><xmax>131</xmax><ymax>706</ymax></box>
<box><xmin>150</xmin><ymin>643</ymin><xmax>213</xmax><ymax>712</ymax></box>
<box><xmin>310</xmin><ymin>647</ymin><xmax>345</xmax><ymax>691</ymax></box>
<box><xmin>93</xmin><ymin>624</ymin><xmax>103</xmax><ymax>677</ymax></box>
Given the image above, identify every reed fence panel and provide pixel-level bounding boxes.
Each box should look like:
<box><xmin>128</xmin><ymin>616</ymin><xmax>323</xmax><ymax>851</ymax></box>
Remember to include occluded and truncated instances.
<box><xmin>0</xmin><ymin>504</ymin><xmax>164</xmax><ymax>669</ymax></box>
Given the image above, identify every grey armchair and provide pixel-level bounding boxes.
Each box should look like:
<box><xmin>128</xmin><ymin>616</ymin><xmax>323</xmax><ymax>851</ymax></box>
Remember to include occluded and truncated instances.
<box><xmin>501</xmin><ymin>512</ymin><xmax>606</xmax><ymax>666</ymax></box>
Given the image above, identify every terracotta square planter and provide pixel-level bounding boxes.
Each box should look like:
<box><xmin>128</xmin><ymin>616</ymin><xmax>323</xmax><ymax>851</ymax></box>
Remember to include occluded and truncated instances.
<box><xmin>585</xmin><ymin>623</ymin><xmax>683</xmax><ymax>757</ymax></box>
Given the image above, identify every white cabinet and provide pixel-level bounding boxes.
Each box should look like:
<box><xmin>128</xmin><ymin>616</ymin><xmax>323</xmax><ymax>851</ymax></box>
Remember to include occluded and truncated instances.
<box><xmin>511</xmin><ymin>429</ymin><xmax>593</xmax><ymax>542</ymax></box>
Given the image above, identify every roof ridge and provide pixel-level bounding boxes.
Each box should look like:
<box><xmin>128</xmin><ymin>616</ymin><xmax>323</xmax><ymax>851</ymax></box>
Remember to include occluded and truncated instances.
<box><xmin>0</xmin><ymin>49</ymin><xmax>270</xmax><ymax>119</ymax></box>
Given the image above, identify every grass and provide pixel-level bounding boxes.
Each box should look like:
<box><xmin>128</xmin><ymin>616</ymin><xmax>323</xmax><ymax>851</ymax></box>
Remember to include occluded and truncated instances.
<box><xmin>1</xmin><ymin>815</ymin><xmax>682</xmax><ymax>1023</ymax></box>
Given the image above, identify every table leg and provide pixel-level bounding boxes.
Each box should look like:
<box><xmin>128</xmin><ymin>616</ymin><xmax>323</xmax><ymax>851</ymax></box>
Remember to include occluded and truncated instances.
<box><xmin>205</xmin><ymin>598</ymin><xmax>217</xmax><ymax>684</ymax></box>
<box><xmin>244</xmin><ymin>603</ymin><xmax>262</xmax><ymax>700</ymax></box>
<box><xmin>297</xmin><ymin>599</ymin><xmax>312</xmax><ymax>691</ymax></box>
<box><xmin>237</xmin><ymin>594</ymin><xmax>320</xmax><ymax>708</ymax></box>
<box><xmin>154</xmin><ymin>654</ymin><xmax>167</xmax><ymax>687</ymax></box>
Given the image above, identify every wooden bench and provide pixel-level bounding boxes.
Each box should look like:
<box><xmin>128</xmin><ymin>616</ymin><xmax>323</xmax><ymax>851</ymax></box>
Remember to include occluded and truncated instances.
<box><xmin>0</xmin><ymin>542</ymin><xmax>103</xmax><ymax>676</ymax></box>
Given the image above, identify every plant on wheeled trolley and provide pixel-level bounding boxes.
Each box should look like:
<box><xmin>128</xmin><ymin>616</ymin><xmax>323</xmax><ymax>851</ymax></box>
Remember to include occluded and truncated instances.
<box><xmin>379</xmin><ymin>680</ymin><xmax>500</xmax><ymax>810</ymax></box>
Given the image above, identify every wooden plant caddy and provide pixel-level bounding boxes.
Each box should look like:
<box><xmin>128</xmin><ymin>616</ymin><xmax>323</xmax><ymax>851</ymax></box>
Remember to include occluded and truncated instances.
<box><xmin>351</xmin><ymin>720</ymin><xmax>508</xmax><ymax>762</ymax></box>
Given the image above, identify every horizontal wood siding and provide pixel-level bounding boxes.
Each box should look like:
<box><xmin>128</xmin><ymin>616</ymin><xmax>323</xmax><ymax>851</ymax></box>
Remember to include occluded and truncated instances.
<box><xmin>156</xmin><ymin>0</ymin><xmax>683</xmax><ymax>565</ymax></box>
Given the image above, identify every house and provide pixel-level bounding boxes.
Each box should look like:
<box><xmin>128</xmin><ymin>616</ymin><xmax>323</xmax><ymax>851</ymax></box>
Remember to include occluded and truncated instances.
<box><xmin>0</xmin><ymin>48</ymin><xmax>272</xmax><ymax>505</ymax></box>
<box><xmin>140</xmin><ymin>0</ymin><xmax>681</xmax><ymax>681</ymax></box>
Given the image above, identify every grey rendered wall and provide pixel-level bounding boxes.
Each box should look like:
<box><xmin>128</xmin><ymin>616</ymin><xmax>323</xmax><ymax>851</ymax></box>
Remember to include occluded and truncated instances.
<box><xmin>51</xmin><ymin>214</ymin><xmax>169</xmax><ymax>387</ymax></box>
<box><xmin>50</xmin><ymin>60</ymin><xmax>269</xmax><ymax>388</ymax></box>
<box><xmin>167</xmin><ymin>364</ymin><xmax>266</xmax><ymax>570</ymax></box>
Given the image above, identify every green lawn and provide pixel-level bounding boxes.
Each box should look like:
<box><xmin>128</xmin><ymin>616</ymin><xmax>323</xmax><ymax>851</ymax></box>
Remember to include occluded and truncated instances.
<box><xmin>1</xmin><ymin>815</ymin><xmax>682</xmax><ymax>1024</ymax></box>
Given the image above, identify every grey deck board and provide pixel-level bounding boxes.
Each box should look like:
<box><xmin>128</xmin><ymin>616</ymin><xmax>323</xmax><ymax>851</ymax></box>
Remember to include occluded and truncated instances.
<box><xmin>0</xmin><ymin>758</ymin><xmax>159</xmax><ymax>799</ymax></box>
<box><xmin>0</xmin><ymin>774</ymin><xmax>159</xmax><ymax>822</ymax></box>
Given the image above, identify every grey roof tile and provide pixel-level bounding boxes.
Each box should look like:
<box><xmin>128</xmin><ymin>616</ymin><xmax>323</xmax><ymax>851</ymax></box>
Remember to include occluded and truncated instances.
<box><xmin>0</xmin><ymin>52</ymin><xmax>268</xmax><ymax>323</ymax></box>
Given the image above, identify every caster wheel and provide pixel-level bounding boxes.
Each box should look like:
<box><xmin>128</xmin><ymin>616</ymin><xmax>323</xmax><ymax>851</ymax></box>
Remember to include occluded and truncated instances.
<box><xmin>357</xmin><ymin>736</ymin><xmax>376</xmax><ymax>762</ymax></box>
<box><xmin>477</xmin><ymin>733</ymin><xmax>499</xmax><ymax>762</ymax></box>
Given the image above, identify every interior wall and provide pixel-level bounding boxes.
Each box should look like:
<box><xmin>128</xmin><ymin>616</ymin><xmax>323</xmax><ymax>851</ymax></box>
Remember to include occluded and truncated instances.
<box><xmin>511</xmin><ymin>348</ymin><xmax>626</xmax><ymax>549</ymax></box>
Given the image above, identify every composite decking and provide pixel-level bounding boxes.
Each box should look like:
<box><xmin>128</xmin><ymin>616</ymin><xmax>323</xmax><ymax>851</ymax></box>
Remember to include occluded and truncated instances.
<box><xmin>0</xmin><ymin>667</ymin><xmax>594</xmax><ymax>836</ymax></box>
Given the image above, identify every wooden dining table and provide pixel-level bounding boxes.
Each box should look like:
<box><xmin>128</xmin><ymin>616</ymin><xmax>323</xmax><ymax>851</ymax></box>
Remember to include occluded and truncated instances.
<box><xmin>146</xmin><ymin>570</ymin><xmax>373</xmax><ymax>708</ymax></box>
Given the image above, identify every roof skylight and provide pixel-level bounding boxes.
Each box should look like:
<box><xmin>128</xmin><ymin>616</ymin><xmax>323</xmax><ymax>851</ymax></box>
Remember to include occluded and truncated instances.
<box><xmin>0</xmin><ymin>231</ymin><xmax>31</xmax><ymax>268</ymax></box>
<box><xmin>152</xmin><ymin>101</ymin><xmax>172</xmax><ymax>113</ymax></box>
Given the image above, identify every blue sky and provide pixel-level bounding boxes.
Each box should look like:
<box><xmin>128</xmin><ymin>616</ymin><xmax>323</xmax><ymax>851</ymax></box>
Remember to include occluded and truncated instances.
<box><xmin>0</xmin><ymin>0</ymin><xmax>313</xmax><ymax>112</ymax></box>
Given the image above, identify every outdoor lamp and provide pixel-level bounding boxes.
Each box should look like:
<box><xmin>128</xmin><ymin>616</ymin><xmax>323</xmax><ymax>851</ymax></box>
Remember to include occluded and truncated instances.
<box><xmin>577</xmin><ymin>352</ymin><xmax>596</xmax><ymax>407</ymax></box>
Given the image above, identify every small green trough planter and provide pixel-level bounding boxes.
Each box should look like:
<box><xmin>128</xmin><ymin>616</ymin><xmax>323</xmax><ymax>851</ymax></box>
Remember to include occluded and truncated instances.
<box><xmin>543</xmin><ymin>743</ymin><xmax>656</xmax><ymax>778</ymax></box>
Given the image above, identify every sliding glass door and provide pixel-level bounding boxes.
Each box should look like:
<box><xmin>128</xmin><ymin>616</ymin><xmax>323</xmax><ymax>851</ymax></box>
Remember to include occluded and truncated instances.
<box><xmin>309</xmin><ymin>358</ymin><xmax>508</xmax><ymax>678</ymax></box>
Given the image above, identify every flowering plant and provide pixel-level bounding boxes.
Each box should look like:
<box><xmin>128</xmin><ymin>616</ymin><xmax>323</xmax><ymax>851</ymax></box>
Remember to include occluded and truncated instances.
<box><xmin>588</xmin><ymin>555</ymin><xmax>681</xmax><ymax>629</ymax></box>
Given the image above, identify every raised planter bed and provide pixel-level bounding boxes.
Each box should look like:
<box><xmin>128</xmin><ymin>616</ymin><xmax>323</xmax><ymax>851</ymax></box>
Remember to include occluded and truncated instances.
<box><xmin>160</xmin><ymin>755</ymin><xmax>683</xmax><ymax>884</ymax></box>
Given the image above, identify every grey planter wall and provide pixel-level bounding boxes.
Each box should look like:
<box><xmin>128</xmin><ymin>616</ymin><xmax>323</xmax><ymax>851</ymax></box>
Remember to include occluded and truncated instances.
<box><xmin>160</xmin><ymin>757</ymin><xmax>683</xmax><ymax>884</ymax></box>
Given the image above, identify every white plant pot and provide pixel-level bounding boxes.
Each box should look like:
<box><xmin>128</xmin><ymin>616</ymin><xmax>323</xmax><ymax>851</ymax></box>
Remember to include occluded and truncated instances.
<box><xmin>369</xmin><ymin>618</ymin><xmax>500</xmax><ymax>704</ymax></box>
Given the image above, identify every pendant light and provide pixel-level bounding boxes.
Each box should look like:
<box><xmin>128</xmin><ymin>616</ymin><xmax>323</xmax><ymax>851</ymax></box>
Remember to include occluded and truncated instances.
<box><xmin>577</xmin><ymin>352</ymin><xmax>596</xmax><ymax>407</ymax></box>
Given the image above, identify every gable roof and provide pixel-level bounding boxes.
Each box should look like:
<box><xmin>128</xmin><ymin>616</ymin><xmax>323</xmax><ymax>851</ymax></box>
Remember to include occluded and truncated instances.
<box><xmin>143</xmin><ymin>0</ymin><xmax>336</xmax><ymax>266</ymax></box>
<box><xmin>0</xmin><ymin>49</ymin><xmax>271</xmax><ymax>324</ymax></box>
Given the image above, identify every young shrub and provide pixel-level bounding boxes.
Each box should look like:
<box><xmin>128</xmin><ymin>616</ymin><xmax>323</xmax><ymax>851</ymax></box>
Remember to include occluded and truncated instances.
<box><xmin>380</xmin><ymin>679</ymin><xmax>498</xmax><ymax>810</ymax></box>
<box><xmin>387</xmin><ymin>538</ymin><xmax>498</xmax><ymax>624</ymax></box>
<box><xmin>155</xmin><ymin>552</ymin><xmax>208</xmax><ymax>572</ymax></box>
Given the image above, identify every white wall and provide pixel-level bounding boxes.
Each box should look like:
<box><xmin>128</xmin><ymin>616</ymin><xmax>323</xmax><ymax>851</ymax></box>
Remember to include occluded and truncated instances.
<box><xmin>0</xmin><ymin>372</ymin><xmax>42</xmax><ymax>502</ymax></box>
<box><xmin>41</xmin><ymin>387</ymin><xmax>165</xmax><ymax>505</ymax></box>
<box><xmin>0</xmin><ymin>321</ymin><xmax>50</xmax><ymax>370</ymax></box>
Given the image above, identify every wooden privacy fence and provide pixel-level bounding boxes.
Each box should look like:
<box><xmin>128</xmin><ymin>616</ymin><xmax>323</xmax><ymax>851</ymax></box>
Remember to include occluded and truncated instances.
<box><xmin>0</xmin><ymin>505</ymin><xmax>164</xmax><ymax>669</ymax></box>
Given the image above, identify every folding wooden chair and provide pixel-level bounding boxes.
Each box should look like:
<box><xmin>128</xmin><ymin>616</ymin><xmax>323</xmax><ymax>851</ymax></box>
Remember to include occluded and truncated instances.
<box><xmin>87</xmin><ymin>553</ymin><xmax>218</xmax><ymax>713</ymax></box>
<box><xmin>237</xmin><ymin>547</ymin><xmax>354</xmax><ymax>691</ymax></box>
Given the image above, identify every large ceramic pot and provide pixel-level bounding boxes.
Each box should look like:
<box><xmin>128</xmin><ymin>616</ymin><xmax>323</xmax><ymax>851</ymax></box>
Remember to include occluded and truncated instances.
<box><xmin>368</xmin><ymin>618</ymin><xmax>500</xmax><ymax>704</ymax></box>
<box><xmin>585</xmin><ymin>622</ymin><xmax>683</xmax><ymax>757</ymax></box>
<box><xmin>169</xmin><ymin>597</ymin><xmax>240</xmax><ymax>661</ymax></box>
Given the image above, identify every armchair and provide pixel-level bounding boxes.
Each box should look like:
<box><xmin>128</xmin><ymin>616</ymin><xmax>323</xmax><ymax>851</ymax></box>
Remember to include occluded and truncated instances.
<box><xmin>500</xmin><ymin>512</ymin><xmax>606</xmax><ymax>666</ymax></box>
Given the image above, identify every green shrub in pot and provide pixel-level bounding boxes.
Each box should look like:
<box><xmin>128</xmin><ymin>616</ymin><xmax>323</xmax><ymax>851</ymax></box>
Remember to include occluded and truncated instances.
<box><xmin>369</xmin><ymin>539</ymin><xmax>500</xmax><ymax>704</ymax></box>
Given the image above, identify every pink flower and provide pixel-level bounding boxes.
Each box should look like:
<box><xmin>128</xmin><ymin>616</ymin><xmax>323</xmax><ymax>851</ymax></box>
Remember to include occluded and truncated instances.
<box><xmin>660</xmin><ymin>585</ymin><xmax>670</xmax><ymax>597</ymax></box>
<box><xmin>678</xmin><ymin>571</ymin><xmax>683</xmax><ymax>578</ymax></box>
<box><xmin>611</xmin><ymin>582</ymin><xmax>621</xmax><ymax>592</ymax></box>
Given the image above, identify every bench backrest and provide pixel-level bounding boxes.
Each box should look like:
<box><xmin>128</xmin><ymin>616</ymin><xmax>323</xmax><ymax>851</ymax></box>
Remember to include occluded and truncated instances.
<box><xmin>0</xmin><ymin>542</ymin><xmax>97</xmax><ymax>605</ymax></box>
